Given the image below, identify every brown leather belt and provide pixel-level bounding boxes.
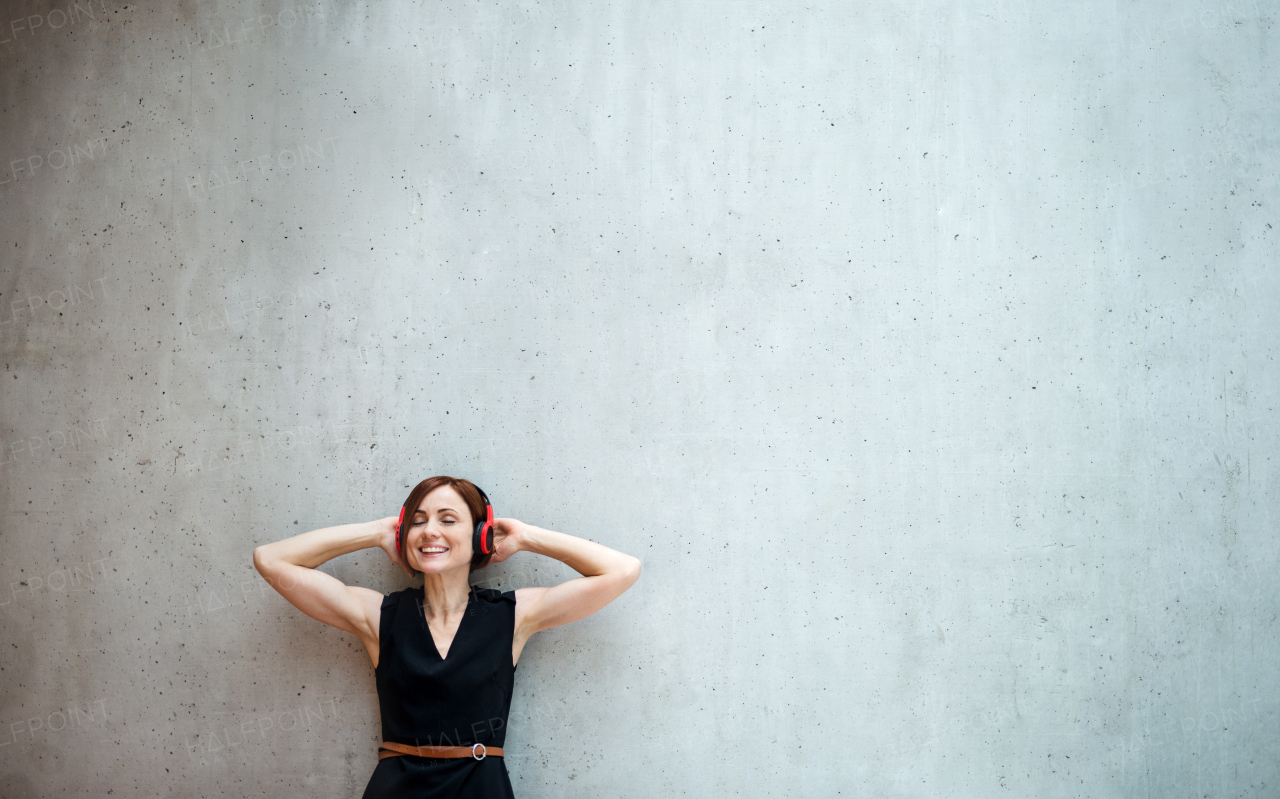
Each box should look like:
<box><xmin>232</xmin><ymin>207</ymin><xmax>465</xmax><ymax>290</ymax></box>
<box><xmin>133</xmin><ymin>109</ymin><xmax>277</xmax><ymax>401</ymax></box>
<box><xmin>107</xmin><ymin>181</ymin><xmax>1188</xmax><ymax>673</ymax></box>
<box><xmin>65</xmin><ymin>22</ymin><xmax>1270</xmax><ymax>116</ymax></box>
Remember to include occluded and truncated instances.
<box><xmin>378</xmin><ymin>741</ymin><xmax>504</xmax><ymax>761</ymax></box>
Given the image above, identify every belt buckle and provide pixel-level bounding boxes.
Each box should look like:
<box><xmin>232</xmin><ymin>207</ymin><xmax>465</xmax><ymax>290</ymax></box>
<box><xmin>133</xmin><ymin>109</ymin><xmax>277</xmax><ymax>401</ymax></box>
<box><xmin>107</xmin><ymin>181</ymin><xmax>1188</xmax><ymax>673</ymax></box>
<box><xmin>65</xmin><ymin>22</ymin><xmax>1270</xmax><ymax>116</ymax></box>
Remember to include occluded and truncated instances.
<box><xmin>471</xmin><ymin>743</ymin><xmax>487</xmax><ymax>761</ymax></box>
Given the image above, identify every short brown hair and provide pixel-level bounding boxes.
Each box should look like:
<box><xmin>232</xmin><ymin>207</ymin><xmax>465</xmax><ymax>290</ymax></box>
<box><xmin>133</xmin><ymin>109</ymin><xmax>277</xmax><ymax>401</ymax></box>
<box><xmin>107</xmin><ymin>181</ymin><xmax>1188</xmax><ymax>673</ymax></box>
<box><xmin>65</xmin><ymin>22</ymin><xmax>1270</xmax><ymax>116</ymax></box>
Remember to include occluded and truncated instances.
<box><xmin>398</xmin><ymin>476</ymin><xmax>493</xmax><ymax>576</ymax></box>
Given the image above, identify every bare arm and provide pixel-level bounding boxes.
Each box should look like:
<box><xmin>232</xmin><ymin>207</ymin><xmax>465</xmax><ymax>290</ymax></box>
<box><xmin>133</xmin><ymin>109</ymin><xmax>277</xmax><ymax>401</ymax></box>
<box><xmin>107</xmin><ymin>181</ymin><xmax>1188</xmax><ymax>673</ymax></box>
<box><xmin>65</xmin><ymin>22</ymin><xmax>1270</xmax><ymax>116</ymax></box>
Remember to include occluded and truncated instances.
<box><xmin>492</xmin><ymin>521</ymin><xmax>641</xmax><ymax>644</ymax></box>
<box><xmin>252</xmin><ymin>517</ymin><xmax>409</xmax><ymax>666</ymax></box>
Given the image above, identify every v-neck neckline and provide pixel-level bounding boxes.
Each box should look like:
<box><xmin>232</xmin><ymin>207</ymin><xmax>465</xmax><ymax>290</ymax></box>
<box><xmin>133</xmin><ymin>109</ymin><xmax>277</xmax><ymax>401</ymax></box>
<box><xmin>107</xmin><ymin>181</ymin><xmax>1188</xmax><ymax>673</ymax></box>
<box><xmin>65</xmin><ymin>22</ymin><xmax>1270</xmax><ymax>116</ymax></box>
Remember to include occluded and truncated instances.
<box><xmin>422</xmin><ymin>585</ymin><xmax>474</xmax><ymax>662</ymax></box>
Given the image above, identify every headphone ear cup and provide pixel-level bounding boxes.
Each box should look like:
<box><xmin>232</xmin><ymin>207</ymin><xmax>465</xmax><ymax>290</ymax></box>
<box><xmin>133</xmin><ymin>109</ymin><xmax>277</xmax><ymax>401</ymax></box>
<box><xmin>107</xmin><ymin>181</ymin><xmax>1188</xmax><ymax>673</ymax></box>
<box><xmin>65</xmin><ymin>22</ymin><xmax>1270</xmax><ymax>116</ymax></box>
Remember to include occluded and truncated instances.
<box><xmin>396</xmin><ymin>506</ymin><xmax>406</xmax><ymax>551</ymax></box>
<box><xmin>471</xmin><ymin>488</ymin><xmax>495</xmax><ymax>556</ymax></box>
<box><xmin>473</xmin><ymin>520</ymin><xmax>494</xmax><ymax>555</ymax></box>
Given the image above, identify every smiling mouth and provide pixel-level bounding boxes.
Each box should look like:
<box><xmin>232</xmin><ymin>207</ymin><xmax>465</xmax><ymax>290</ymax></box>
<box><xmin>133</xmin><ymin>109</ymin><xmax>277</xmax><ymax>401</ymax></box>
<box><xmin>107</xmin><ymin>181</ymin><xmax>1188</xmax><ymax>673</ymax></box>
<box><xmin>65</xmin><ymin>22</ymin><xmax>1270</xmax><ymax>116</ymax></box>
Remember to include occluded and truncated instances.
<box><xmin>418</xmin><ymin>546</ymin><xmax>448</xmax><ymax>557</ymax></box>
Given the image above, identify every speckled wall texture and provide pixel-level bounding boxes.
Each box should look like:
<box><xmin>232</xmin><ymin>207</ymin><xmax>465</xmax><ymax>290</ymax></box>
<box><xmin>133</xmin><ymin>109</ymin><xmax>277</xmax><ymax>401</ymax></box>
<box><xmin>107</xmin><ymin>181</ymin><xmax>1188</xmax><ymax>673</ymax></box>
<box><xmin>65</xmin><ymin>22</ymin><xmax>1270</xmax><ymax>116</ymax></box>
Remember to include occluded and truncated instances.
<box><xmin>1</xmin><ymin>0</ymin><xmax>1277</xmax><ymax>796</ymax></box>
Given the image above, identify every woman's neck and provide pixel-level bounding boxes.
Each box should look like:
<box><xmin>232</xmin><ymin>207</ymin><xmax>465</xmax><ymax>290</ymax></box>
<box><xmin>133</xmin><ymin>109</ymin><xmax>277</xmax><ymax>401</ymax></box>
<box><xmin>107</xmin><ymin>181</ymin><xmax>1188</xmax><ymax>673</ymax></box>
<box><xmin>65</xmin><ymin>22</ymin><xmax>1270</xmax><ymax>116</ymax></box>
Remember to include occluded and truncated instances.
<box><xmin>420</xmin><ymin>570</ymin><xmax>472</xmax><ymax>619</ymax></box>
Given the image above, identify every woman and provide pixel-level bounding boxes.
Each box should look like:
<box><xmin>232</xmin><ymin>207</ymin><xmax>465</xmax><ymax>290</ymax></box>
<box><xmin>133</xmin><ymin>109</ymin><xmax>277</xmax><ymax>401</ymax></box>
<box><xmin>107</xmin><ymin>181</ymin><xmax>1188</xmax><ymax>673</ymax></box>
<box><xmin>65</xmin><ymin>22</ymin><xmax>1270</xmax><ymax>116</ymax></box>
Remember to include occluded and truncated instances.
<box><xmin>252</xmin><ymin>475</ymin><xmax>642</xmax><ymax>798</ymax></box>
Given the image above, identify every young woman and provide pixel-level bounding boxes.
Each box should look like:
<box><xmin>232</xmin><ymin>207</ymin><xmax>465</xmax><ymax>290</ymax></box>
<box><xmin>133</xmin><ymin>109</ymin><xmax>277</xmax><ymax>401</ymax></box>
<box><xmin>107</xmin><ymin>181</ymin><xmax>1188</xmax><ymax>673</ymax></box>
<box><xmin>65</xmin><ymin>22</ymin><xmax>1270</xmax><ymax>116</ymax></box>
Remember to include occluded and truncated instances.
<box><xmin>252</xmin><ymin>476</ymin><xmax>642</xmax><ymax>798</ymax></box>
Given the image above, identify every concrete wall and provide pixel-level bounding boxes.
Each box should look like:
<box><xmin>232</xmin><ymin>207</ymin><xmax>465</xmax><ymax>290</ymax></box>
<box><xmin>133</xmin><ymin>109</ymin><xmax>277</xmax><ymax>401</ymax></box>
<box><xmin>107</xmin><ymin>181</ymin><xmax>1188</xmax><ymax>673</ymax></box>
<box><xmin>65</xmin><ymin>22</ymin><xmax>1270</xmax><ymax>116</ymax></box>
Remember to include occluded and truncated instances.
<box><xmin>1</xmin><ymin>1</ymin><xmax>1276</xmax><ymax>796</ymax></box>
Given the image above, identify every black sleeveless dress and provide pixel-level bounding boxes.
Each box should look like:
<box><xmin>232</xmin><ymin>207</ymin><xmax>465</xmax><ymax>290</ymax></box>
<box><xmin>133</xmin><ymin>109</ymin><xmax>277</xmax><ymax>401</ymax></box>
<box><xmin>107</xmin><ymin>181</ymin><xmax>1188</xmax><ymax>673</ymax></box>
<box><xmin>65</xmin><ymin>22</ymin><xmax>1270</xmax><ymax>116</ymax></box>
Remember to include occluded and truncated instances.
<box><xmin>362</xmin><ymin>585</ymin><xmax>518</xmax><ymax>799</ymax></box>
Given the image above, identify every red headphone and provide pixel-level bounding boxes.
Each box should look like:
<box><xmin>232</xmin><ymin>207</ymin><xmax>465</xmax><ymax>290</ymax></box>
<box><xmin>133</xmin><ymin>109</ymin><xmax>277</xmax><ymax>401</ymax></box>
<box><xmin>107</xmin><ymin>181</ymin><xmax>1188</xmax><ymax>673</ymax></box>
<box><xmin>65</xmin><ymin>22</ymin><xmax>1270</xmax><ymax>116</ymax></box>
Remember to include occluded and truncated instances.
<box><xmin>397</xmin><ymin>484</ymin><xmax>495</xmax><ymax>557</ymax></box>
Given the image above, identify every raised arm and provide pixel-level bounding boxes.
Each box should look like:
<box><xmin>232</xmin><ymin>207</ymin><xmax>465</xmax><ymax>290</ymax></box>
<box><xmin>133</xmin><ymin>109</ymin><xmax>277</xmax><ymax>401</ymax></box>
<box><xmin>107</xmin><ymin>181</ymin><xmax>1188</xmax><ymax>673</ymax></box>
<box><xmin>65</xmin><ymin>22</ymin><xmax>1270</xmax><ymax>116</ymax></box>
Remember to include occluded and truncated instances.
<box><xmin>252</xmin><ymin>516</ymin><xmax>408</xmax><ymax>667</ymax></box>
<box><xmin>497</xmin><ymin>521</ymin><xmax>641</xmax><ymax>646</ymax></box>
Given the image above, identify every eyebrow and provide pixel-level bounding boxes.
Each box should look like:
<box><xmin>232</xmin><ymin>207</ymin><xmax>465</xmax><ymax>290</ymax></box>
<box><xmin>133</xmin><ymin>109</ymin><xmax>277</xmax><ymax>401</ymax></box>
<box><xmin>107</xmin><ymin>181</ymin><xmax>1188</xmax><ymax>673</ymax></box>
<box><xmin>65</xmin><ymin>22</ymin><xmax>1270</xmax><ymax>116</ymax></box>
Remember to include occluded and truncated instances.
<box><xmin>415</xmin><ymin>507</ymin><xmax>459</xmax><ymax>515</ymax></box>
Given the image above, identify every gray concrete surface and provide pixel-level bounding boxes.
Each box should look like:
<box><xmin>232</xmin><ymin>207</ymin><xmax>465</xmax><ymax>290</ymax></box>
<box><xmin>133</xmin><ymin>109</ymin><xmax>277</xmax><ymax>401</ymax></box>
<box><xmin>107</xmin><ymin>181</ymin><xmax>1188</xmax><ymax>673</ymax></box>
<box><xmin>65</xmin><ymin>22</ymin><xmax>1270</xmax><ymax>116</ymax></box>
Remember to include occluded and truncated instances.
<box><xmin>1</xmin><ymin>0</ymin><xmax>1277</xmax><ymax>796</ymax></box>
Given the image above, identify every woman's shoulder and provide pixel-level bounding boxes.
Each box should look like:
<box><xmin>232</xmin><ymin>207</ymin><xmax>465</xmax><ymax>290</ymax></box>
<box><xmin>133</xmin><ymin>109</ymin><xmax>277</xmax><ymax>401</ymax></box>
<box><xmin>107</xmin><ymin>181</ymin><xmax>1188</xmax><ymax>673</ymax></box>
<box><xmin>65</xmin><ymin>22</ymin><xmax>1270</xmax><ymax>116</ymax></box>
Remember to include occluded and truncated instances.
<box><xmin>472</xmin><ymin>585</ymin><xmax>517</xmax><ymax>606</ymax></box>
<box><xmin>381</xmin><ymin>585</ymin><xmax>422</xmax><ymax>609</ymax></box>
